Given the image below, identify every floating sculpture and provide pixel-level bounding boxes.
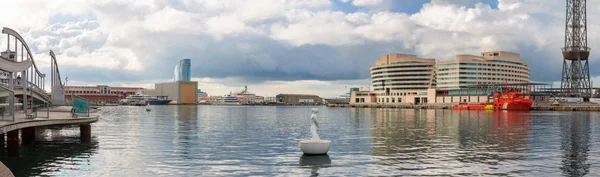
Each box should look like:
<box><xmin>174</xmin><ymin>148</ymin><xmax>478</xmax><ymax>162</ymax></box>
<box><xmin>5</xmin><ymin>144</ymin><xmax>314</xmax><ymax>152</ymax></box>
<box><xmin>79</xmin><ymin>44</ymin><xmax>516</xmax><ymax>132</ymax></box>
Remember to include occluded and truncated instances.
<box><xmin>299</xmin><ymin>108</ymin><xmax>331</xmax><ymax>155</ymax></box>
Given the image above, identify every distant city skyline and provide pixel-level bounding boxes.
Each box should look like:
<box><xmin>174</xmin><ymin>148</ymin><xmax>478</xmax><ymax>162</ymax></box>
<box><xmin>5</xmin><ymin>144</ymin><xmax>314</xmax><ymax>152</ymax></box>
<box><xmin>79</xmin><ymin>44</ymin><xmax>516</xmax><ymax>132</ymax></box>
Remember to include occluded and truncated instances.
<box><xmin>1</xmin><ymin>0</ymin><xmax>600</xmax><ymax>97</ymax></box>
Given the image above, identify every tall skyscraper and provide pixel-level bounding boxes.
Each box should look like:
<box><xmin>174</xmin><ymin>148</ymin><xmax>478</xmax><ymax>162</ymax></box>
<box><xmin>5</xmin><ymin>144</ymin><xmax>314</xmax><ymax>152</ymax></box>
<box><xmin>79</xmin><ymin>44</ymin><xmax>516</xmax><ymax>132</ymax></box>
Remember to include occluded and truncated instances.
<box><xmin>174</xmin><ymin>59</ymin><xmax>191</xmax><ymax>82</ymax></box>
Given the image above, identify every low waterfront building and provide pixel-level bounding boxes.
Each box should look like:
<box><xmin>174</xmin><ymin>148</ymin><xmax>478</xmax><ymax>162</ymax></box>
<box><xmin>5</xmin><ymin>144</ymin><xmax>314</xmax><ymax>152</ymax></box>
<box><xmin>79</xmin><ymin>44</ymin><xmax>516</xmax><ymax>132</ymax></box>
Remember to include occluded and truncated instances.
<box><xmin>264</xmin><ymin>97</ymin><xmax>277</xmax><ymax>103</ymax></box>
<box><xmin>65</xmin><ymin>85</ymin><xmax>144</xmax><ymax>103</ymax></box>
<box><xmin>143</xmin><ymin>81</ymin><xmax>198</xmax><ymax>105</ymax></box>
<box><xmin>276</xmin><ymin>94</ymin><xmax>322</xmax><ymax>105</ymax></box>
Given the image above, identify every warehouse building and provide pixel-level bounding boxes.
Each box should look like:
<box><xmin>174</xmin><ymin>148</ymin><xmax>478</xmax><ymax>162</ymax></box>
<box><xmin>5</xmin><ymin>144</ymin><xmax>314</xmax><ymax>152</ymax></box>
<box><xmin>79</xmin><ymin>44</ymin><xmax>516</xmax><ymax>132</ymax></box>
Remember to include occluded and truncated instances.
<box><xmin>276</xmin><ymin>94</ymin><xmax>322</xmax><ymax>105</ymax></box>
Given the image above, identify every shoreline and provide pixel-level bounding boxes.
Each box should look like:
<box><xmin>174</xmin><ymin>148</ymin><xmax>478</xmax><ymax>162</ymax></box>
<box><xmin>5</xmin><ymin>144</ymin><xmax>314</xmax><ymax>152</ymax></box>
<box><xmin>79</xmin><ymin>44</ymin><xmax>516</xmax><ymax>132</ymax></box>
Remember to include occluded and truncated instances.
<box><xmin>326</xmin><ymin>103</ymin><xmax>600</xmax><ymax>111</ymax></box>
<box><xmin>98</xmin><ymin>103</ymin><xmax>600</xmax><ymax>111</ymax></box>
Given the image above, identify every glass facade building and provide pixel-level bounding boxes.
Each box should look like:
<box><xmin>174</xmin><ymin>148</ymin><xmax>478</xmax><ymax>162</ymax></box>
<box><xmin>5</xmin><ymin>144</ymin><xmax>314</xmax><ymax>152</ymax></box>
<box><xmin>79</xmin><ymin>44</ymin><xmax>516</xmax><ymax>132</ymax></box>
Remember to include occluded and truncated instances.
<box><xmin>174</xmin><ymin>59</ymin><xmax>191</xmax><ymax>82</ymax></box>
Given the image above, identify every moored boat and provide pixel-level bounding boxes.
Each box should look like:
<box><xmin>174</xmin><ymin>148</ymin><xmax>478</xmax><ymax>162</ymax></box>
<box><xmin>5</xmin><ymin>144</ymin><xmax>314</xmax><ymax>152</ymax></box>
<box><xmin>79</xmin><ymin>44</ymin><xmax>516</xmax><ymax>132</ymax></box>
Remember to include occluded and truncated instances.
<box><xmin>124</xmin><ymin>92</ymin><xmax>172</xmax><ymax>105</ymax></box>
<box><xmin>452</xmin><ymin>83</ymin><xmax>533</xmax><ymax>110</ymax></box>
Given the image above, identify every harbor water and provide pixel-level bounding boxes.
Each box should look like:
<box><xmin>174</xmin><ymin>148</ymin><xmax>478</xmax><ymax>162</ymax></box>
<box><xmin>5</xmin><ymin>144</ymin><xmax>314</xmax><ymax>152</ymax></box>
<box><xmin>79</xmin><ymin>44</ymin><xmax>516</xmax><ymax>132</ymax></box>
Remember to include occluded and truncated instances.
<box><xmin>1</xmin><ymin>106</ymin><xmax>600</xmax><ymax>176</ymax></box>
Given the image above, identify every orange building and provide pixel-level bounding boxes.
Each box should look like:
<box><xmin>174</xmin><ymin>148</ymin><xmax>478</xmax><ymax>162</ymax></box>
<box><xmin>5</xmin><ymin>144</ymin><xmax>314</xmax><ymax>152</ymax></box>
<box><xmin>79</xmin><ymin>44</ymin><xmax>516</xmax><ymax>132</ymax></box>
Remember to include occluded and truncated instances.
<box><xmin>64</xmin><ymin>85</ymin><xmax>145</xmax><ymax>103</ymax></box>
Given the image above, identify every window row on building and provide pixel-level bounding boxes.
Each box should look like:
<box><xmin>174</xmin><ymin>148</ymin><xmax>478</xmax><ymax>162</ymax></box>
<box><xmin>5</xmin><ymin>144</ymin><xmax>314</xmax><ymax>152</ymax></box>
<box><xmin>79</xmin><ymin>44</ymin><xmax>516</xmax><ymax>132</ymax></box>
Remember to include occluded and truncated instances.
<box><xmin>437</xmin><ymin>77</ymin><xmax>529</xmax><ymax>82</ymax></box>
<box><xmin>371</xmin><ymin>65</ymin><xmax>435</xmax><ymax>71</ymax></box>
<box><xmin>437</xmin><ymin>67</ymin><xmax>529</xmax><ymax>75</ymax></box>
<box><xmin>437</xmin><ymin>62</ymin><xmax>528</xmax><ymax>70</ymax></box>
<box><xmin>437</xmin><ymin>72</ymin><xmax>529</xmax><ymax>79</ymax></box>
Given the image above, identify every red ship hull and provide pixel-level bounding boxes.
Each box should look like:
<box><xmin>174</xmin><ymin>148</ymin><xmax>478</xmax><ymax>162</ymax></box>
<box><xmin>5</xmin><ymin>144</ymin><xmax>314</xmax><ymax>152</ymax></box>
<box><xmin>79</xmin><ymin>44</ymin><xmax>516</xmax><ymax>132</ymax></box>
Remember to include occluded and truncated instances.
<box><xmin>495</xmin><ymin>98</ymin><xmax>533</xmax><ymax>110</ymax></box>
<box><xmin>452</xmin><ymin>91</ymin><xmax>533</xmax><ymax>110</ymax></box>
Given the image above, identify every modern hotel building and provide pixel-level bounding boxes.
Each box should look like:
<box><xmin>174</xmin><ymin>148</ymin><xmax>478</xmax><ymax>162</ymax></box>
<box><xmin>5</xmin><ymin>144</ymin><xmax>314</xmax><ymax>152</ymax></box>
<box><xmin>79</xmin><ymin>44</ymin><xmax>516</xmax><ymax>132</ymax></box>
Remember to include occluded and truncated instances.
<box><xmin>350</xmin><ymin>51</ymin><xmax>531</xmax><ymax>104</ymax></box>
<box><xmin>353</xmin><ymin>53</ymin><xmax>437</xmax><ymax>104</ymax></box>
<box><xmin>436</xmin><ymin>51</ymin><xmax>530</xmax><ymax>90</ymax></box>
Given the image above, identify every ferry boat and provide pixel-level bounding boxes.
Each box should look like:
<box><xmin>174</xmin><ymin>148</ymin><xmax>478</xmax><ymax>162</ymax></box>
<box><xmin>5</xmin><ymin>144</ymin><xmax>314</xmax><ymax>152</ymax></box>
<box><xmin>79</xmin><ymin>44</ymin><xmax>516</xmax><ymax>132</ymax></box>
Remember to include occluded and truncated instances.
<box><xmin>452</xmin><ymin>84</ymin><xmax>533</xmax><ymax>110</ymax></box>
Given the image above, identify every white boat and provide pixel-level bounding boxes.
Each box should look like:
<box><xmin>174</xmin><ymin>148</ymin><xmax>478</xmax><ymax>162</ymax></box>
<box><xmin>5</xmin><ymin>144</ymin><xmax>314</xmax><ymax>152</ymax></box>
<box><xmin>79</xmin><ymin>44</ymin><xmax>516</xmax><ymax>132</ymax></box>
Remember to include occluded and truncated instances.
<box><xmin>214</xmin><ymin>94</ymin><xmax>240</xmax><ymax>105</ymax></box>
<box><xmin>123</xmin><ymin>91</ymin><xmax>171</xmax><ymax>105</ymax></box>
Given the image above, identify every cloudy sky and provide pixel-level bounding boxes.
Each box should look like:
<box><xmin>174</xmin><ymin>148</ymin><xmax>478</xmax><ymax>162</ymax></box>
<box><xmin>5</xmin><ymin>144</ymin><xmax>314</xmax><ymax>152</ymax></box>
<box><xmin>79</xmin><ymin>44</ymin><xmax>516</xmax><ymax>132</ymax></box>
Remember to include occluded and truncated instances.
<box><xmin>1</xmin><ymin>0</ymin><xmax>599</xmax><ymax>97</ymax></box>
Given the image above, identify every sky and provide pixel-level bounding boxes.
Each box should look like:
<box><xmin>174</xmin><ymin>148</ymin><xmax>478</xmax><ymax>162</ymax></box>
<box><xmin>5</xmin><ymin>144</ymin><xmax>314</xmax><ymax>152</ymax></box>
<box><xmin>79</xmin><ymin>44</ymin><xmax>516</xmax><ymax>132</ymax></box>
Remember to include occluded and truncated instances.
<box><xmin>1</xmin><ymin>0</ymin><xmax>599</xmax><ymax>98</ymax></box>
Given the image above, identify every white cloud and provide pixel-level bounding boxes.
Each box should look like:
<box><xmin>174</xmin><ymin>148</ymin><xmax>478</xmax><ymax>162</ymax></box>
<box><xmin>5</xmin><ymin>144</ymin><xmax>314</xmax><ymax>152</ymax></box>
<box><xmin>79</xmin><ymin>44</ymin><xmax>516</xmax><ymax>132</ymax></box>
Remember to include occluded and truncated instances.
<box><xmin>270</xmin><ymin>10</ymin><xmax>364</xmax><ymax>46</ymax></box>
<box><xmin>142</xmin><ymin>7</ymin><xmax>202</xmax><ymax>34</ymax></box>
<box><xmin>352</xmin><ymin>0</ymin><xmax>383</xmax><ymax>7</ymax></box>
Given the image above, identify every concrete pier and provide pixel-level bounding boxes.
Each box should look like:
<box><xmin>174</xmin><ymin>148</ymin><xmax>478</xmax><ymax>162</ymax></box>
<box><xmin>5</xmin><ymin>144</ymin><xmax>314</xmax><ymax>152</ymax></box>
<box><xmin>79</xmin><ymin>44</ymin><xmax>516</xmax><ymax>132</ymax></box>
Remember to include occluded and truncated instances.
<box><xmin>0</xmin><ymin>111</ymin><xmax>98</xmax><ymax>148</ymax></box>
<box><xmin>80</xmin><ymin>124</ymin><xmax>91</xmax><ymax>141</ymax></box>
<box><xmin>6</xmin><ymin>130</ymin><xmax>18</xmax><ymax>149</ymax></box>
<box><xmin>330</xmin><ymin>102</ymin><xmax>600</xmax><ymax>111</ymax></box>
<box><xmin>21</xmin><ymin>127</ymin><xmax>35</xmax><ymax>144</ymax></box>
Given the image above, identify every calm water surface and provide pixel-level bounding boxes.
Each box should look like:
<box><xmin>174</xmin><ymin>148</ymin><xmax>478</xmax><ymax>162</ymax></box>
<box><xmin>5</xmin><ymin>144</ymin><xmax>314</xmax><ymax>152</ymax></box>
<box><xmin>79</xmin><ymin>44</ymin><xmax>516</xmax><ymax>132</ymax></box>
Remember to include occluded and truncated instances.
<box><xmin>1</xmin><ymin>106</ymin><xmax>600</xmax><ymax>176</ymax></box>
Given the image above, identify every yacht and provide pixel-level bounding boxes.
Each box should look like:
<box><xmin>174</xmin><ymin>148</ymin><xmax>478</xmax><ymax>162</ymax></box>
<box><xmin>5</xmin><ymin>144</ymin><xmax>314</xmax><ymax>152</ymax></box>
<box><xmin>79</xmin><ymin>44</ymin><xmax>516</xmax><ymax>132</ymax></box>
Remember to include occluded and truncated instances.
<box><xmin>324</xmin><ymin>91</ymin><xmax>351</xmax><ymax>104</ymax></box>
<box><xmin>215</xmin><ymin>94</ymin><xmax>240</xmax><ymax>105</ymax></box>
<box><xmin>124</xmin><ymin>92</ymin><xmax>172</xmax><ymax>105</ymax></box>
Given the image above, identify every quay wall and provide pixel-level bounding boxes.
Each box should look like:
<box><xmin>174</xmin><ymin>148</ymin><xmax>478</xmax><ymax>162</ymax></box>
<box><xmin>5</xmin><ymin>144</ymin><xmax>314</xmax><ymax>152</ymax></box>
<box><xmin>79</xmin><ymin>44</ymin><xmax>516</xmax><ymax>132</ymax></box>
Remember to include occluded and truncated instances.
<box><xmin>328</xmin><ymin>103</ymin><xmax>600</xmax><ymax>111</ymax></box>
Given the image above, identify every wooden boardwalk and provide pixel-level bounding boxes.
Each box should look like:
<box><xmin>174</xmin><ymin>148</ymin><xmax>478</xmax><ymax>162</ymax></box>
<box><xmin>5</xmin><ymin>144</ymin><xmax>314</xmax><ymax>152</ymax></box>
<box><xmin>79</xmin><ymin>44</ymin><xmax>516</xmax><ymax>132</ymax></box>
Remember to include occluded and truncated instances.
<box><xmin>0</xmin><ymin>161</ymin><xmax>14</xmax><ymax>177</ymax></box>
<box><xmin>0</xmin><ymin>111</ymin><xmax>98</xmax><ymax>134</ymax></box>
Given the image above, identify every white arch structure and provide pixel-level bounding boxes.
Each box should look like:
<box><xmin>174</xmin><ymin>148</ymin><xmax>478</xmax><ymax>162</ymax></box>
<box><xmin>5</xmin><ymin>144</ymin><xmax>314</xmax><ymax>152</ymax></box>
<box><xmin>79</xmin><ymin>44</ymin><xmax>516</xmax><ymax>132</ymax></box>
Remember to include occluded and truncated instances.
<box><xmin>50</xmin><ymin>50</ymin><xmax>66</xmax><ymax>105</ymax></box>
<box><xmin>0</xmin><ymin>27</ymin><xmax>56</xmax><ymax>120</ymax></box>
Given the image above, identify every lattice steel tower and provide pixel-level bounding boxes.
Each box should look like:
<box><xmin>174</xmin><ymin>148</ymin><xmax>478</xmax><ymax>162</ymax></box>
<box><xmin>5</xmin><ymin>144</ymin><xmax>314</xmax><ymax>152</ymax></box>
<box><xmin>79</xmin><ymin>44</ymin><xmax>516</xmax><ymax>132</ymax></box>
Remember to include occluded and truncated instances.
<box><xmin>561</xmin><ymin>0</ymin><xmax>591</xmax><ymax>98</ymax></box>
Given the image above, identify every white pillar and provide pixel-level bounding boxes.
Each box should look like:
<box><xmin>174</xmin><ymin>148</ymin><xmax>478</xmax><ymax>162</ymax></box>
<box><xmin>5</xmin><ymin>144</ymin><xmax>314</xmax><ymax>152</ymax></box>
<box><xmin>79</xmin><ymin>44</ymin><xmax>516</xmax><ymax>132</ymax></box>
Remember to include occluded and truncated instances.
<box><xmin>22</xmin><ymin>70</ymin><xmax>27</xmax><ymax>112</ymax></box>
<box><xmin>8</xmin><ymin>72</ymin><xmax>14</xmax><ymax>120</ymax></box>
<box><xmin>51</xmin><ymin>61</ymin><xmax>54</xmax><ymax>90</ymax></box>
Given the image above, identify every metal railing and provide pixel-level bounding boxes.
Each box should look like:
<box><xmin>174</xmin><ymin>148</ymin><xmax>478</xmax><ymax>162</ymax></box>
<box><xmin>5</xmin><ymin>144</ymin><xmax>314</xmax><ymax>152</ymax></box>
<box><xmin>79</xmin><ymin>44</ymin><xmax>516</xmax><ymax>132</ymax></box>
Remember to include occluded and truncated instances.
<box><xmin>0</xmin><ymin>79</ymin><xmax>49</xmax><ymax>100</ymax></box>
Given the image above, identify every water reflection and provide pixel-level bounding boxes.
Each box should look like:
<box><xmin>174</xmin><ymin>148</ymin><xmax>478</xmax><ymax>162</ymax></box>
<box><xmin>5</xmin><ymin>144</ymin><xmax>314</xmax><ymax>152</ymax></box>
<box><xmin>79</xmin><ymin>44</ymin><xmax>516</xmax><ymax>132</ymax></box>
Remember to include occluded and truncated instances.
<box><xmin>370</xmin><ymin>109</ymin><xmax>531</xmax><ymax>175</ymax></box>
<box><xmin>175</xmin><ymin>106</ymin><xmax>199</xmax><ymax>157</ymax></box>
<box><xmin>0</xmin><ymin>134</ymin><xmax>98</xmax><ymax>177</ymax></box>
<box><xmin>560</xmin><ymin>113</ymin><xmax>591</xmax><ymax>177</ymax></box>
<box><xmin>299</xmin><ymin>154</ymin><xmax>331</xmax><ymax>176</ymax></box>
<box><xmin>3</xmin><ymin>106</ymin><xmax>600</xmax><ymax>176</ymax></box>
